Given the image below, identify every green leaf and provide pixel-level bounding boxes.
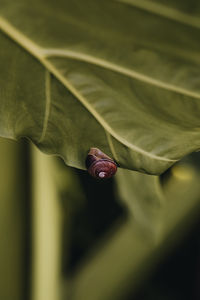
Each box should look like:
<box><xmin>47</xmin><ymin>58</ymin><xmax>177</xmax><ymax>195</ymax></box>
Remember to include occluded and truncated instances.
<box><xmin>116</xmin><ymin>169</ymin><xmax>165</xmax><ymax>234</ymax></box>
<box><xmin>1</xmin><ymin>0</ymin><xmax>200</xmax><ymax>174</ymax></box>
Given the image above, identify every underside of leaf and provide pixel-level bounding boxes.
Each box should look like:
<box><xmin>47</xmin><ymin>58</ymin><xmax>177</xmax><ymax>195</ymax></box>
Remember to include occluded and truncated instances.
<box><xmin>0</xmin><ymin>0</ymin><xmax>200</xmax><ymax>174</ymax></box>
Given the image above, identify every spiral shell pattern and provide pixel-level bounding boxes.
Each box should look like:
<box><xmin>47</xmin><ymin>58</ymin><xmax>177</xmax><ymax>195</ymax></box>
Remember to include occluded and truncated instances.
<box><xmin>87</xmin><ymin>159</ymin><xmax>117</xmax><ymax>179</ymax></box>
<box><xmin>86</xmin><ymin>148</ymin><xmax>117</xmax><ymax>179</ymax></box>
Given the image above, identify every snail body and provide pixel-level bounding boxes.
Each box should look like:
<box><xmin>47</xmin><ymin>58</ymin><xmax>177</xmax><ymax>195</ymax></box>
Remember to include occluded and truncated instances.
<box><xmin>86</xmin><ymin>148</ymin><xmax>117</xmax><ymax>179</ymax></box>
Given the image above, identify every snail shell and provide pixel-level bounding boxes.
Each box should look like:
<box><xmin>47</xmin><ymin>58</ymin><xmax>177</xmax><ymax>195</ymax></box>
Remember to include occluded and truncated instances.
<box><xmin>86</xmin><ymin>148</ymin><xmax>117</xmax><ymax>179</ymax></box>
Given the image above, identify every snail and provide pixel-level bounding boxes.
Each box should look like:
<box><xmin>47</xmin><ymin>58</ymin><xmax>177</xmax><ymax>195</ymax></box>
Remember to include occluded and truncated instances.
<box><xmin>86</xmin><ymin>147</ymin><xmax>117</xmax><ymax>179</ymax></box>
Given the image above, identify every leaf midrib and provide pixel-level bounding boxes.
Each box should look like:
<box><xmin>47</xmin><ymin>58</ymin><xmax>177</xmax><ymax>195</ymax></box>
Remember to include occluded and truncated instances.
<box><xmin>0</xmin><ymin>16</ymin><xmax>178</xmax><ymax>162</ymax></box>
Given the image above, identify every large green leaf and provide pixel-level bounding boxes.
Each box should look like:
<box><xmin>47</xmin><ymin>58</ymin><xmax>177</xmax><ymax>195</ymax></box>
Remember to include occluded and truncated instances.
<box><xmin>1</xmin><ymin>0</ymin><xmax>200</xmax><ymax>174</ymax></box>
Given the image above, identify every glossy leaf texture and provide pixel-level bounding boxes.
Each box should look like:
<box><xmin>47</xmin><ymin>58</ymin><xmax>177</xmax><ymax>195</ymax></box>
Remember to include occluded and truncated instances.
<box><xmin>1</xmin><ymin>0</ymin><xmax>200</xmax><ymax>174</ymax></box>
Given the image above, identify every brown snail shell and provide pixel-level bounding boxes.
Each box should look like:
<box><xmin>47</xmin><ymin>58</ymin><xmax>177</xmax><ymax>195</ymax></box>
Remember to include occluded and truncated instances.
<box><xmin>86</xmin><ymin>148</ymin><xmax>117</xmax><ymax>179</ymax></box>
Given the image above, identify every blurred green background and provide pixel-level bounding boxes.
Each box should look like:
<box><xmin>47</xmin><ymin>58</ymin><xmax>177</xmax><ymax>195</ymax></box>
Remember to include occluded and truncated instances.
<box><xmin>1</xmin><ymin>137</ymin><xmax>200</xmax><ymax>300</ymax></box>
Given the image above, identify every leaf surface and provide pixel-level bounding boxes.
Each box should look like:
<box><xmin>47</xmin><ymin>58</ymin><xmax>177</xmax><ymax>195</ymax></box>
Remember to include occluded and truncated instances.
<box><xmin>1</xmin><ymin>0</ymin><xmax>200</xmax><ymax>173</ymax></box>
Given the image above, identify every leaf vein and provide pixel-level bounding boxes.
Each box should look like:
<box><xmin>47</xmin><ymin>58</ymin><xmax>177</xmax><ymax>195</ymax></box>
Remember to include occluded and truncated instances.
<box><xmin>39</xmin><ymin>70</ymin><xmax>51</xmax><ymax>143</ymax></box>
<box><xmin>116</xmin><ymin>0</ymin><xmax>200</xmax><ymax>29</ymax></box>
<box><xmin>41</xmin><ymin>48</ymin><xmax>200</xmax><ymax>100</ymax></box>
<box><xmin>105</xmin><ymin>130</ymin><xmax>119</xmax><ymax>162</ymax></box>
